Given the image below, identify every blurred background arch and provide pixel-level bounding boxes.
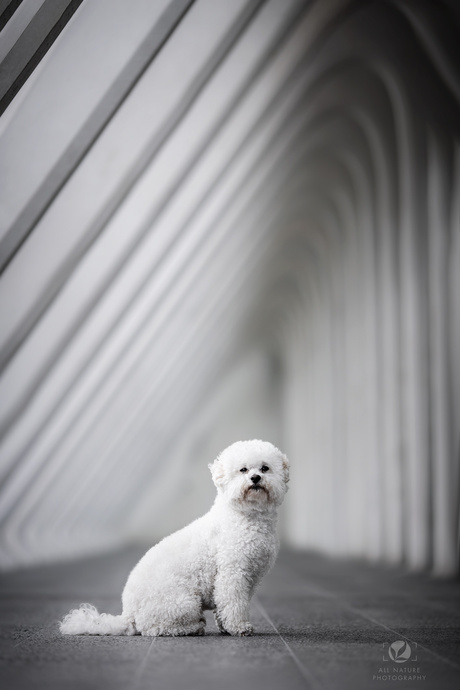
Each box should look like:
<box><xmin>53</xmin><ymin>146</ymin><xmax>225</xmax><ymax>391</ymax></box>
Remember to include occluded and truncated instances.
<box><xmin>0</xmin><ymin>0</ymin><xmax>459</xmax><ymax>575</ymax></box>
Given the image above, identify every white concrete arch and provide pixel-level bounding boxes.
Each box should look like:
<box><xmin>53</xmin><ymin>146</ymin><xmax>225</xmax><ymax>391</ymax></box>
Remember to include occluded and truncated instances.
<box><xmin>0</xmin><ymin>0</ymin><xmax>459</xmax><ymax>574</ymax></box>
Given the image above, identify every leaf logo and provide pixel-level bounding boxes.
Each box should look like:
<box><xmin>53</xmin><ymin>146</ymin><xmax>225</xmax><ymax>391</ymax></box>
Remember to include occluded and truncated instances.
<box><xmin>388</xmin><ymin>640</ymin><xmax>412</xmax><ymax>663</ymax></box>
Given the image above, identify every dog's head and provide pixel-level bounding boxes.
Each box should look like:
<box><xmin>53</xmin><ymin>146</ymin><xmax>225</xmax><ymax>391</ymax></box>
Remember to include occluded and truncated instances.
<box><xmin>208</xmin><ymin>440</ymin><xmax>289</xmax><ymax>512</ymax></box>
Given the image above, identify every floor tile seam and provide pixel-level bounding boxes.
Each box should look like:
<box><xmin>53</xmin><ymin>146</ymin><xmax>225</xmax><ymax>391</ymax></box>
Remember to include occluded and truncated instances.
<box><xmin>273</xmin><ymin>578</ymin><xmax>460</xmax><ymax>621</ymax></box>
<box><xmin>277</xmin><ymin>560</ymin><xmax>458</xmax><ymax>628</ymax></box>
<box><xmin>254</xmin><ymin>596</ymin><xmax>324</xmax><ymax>690</ymax></box>
<box><xmin>275</xmin><ymin>574</ymin><xmax>460</xmax><ymax>672</ymax></box>
<box><xmin>281</xmin><ymin>558</ymin><xmax>460</xmax><ymax>617</ymax></box>
<box><xmin>131</xmin><ymin>637</ymin><xmax>156</xmax><ymax>690</ymax></box>
<box><xmin>352</xmin><ymin>609</ymin><xmax>460</xmax><ymax>671</ymax></box>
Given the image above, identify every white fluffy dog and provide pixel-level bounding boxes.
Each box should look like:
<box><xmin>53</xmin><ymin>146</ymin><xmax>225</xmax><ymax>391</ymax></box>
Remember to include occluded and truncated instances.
<box><xmin>60</xmin><ymin>440</ymin><xmax>289</xmax><ymax>637</ymax></box>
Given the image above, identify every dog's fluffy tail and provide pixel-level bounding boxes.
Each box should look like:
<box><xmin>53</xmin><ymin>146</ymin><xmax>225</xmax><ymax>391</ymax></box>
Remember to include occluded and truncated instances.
<box><xmin>60</xmin><ymin>603</ymin><xmax>136</xmax><ymax>636</ymax></box>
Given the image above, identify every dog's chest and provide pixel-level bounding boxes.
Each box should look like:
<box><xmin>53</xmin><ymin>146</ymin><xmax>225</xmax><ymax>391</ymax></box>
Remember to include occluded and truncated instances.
<box><xmin>218</xmin><ymin>520</ymin><xmax>277</xmax><ymax>576</ymax></box>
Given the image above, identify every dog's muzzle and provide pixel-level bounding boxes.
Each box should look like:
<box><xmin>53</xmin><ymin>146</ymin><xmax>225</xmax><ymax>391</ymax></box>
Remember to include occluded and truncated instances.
<box><xmin>247</xmin><ymin>475</ymin><xmax>267</xmax><ymax>494</ymax></box>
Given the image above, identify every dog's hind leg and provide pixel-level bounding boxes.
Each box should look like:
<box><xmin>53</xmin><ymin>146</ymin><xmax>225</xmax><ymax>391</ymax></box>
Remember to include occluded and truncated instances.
<box><xmin>138</xmin><ymin>594</ymin><xmax>206</xmax><ymax>637</ymax></box>
<box><xmin>141</xmin><ymin>618</ymin><xmax>205</xmax><ymax>637</ymax></box>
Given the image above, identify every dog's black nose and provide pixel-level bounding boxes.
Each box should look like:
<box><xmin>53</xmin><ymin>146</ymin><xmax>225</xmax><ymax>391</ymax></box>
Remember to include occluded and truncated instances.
<box><xmin>251</xmin><ymin>475</ymin><xmax>261</xmax><ymax>484</ymax></box>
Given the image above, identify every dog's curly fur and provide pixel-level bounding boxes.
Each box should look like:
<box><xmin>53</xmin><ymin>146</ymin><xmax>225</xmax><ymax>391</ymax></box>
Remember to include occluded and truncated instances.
<box><xmin>60</xmin><ymin>440</ymin><xmax>289</xmax><ymax>637</ymax></box>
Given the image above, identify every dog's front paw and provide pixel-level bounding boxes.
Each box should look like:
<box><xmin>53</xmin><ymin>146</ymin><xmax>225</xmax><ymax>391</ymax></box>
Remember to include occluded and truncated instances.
<box><xmin>230</xmin><ymin>622</ymin><xmax>254</xmax><ymax>637</ymax></box>
<box><xmin>213</xmin><ymin>611</ymin><xmax>229</xmax><ymax>635</ymax></box>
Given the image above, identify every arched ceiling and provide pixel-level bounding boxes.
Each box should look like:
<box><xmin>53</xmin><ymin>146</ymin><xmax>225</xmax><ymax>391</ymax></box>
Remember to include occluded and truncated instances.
<box><xmin>1</xmin><ymin>0</ymin><xmax>459</xmax><ymax>572</ymax></box>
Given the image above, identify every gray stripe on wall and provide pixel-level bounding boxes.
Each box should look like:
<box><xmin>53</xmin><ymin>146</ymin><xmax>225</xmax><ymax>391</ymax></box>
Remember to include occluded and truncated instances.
<box><xmin>0</xmin><ymin>0</ymin><xmax>85</xmax><ymax>114</ymax></box>
<box><xmin>0</xmin><ymin>0</ymin><xmax>196</xmax><ymax>275</ymax></box>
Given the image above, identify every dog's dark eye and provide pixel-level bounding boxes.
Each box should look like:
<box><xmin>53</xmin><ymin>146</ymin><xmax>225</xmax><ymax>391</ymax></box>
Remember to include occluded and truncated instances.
<box><xmin>240</xmin><ymin>467</ymin><xmax>248</xmax><ymax>473</ymax></box>
<box><xmin>261</xmin><ymin>465</ymin><xmax>269</xmax><ymax>473</ymax></box>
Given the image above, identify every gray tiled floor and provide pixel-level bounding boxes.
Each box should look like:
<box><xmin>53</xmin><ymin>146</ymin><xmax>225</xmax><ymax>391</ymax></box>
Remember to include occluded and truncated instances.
<box><xmin>0</xmin><ymin>546</ymin><xmax>459</xmax><ymax>689</ymax></box>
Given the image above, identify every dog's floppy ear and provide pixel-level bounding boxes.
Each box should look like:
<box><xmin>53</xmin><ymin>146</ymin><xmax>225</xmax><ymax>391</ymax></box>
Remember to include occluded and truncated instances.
<box><xmin>281</xmin><ymin>454</ymin><xmax>290</xmax><ymax>484</ymax></box>
<box><xmin>208</xmin><ymin>459</ymin><xmax>225</xmax><ymax>489</ymax></box>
